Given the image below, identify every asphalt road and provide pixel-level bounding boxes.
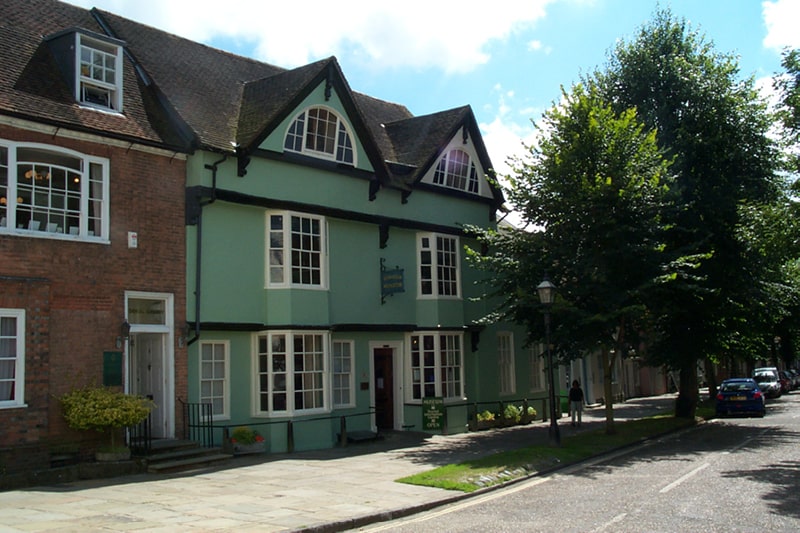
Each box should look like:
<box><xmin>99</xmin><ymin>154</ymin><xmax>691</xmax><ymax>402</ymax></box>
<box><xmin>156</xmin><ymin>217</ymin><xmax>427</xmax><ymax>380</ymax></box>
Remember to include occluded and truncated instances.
<box><xmin>358</xmin><ymin>391</ymin><xmax>800</xmax><ymax>532</ymax></box>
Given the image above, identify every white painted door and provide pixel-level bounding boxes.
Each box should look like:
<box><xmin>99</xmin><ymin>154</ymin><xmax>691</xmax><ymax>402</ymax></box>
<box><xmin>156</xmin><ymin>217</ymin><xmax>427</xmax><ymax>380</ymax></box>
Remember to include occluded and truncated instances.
<box><xmin>132</xmin><ymin>332</ymin><xmax>167</xmax><ymax>438</ymax></box>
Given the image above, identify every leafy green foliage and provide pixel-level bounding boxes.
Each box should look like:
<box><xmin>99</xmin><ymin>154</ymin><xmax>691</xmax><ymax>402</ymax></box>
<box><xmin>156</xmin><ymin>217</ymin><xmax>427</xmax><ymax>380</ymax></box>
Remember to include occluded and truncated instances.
<box><xmin>230</xmin><ymin>426</ymin><xmax>263</xmax><ymax>445</ymax></box>
<box><xmin>60</xmin><ymin>386</ymin><xmax>153</xmax><ymax>433</ymax></box>
<box><xmin>594</xmin><ymin>8</ymin><xmax>784</xmax><ymax>416</ymax></box>
<box><xmin>468</xmin><ymin>82</ymin><xmax>671</xmax><ymax>367</ymax></box>
<box><xmin>775</xmin><ymin>48</ymin><xmax>800</xmax><ymax>172</ymax></box>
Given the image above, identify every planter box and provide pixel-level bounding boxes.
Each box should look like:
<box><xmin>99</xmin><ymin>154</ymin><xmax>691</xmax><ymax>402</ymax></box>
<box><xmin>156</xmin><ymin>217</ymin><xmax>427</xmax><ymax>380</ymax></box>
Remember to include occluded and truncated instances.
<box><xmin>233</xmin><ymin>442</ymin><xmax>266</xmax><ymax>455</ymax></box>
<box><xmin>473</xmin><ymin>420</ymin><xmax>496</xmax><ymax>431</ymax></box>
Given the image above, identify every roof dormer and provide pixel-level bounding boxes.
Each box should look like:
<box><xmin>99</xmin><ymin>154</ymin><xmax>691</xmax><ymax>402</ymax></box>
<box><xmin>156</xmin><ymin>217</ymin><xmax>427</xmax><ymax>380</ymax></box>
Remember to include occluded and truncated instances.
<box><xmin>46</xmin><ymin>28</ymin><xmax>125</xmax><ymax>113</ymax></box>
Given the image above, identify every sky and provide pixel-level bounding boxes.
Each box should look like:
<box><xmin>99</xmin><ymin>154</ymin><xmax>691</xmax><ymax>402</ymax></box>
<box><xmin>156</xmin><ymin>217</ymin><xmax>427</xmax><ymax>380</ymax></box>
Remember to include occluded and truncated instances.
<box><xmin>63</xmin><ymin>0</ymin><xmax>800</xmax><ymax>177</ymax></box>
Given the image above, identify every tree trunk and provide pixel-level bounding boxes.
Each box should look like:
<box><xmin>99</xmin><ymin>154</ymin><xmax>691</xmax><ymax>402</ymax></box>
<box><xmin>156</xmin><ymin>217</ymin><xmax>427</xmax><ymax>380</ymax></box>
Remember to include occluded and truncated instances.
<box><xmin>704</xmin><ymin>357</ymin><xmax>717</xmax><ymax>402</ymax></box>
<box><xmin>675</xmin><ymin>361</ymin><xmax>698</xmax><ymax>418</ymax></box>
<box><xmin>602</xmin><ymin>347</ymin><xmax>616</xmax><ymax>435</ymax></box>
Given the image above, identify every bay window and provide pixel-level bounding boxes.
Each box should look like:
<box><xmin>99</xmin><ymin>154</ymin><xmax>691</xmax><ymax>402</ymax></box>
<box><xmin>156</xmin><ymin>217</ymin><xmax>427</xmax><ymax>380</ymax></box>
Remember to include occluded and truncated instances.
<box><xmin>409</xmin><ymin>332</ymin><xmax>464</xmax><ymax>402</ymax></box>
<box><xmin>418</xmin><ymin>233</ymin><xmax>460</xmax><ymax>298</ymax></box>
<box><xmin>0</xmin><ymin>142</ymin><xmax>108</xmax><ymax>240</ymax></box>
<box><xmin>256</xmin><ymin>331</ymin><xmax>328</xmax><ymax>415</ymax></box>
<box><xmin>267</xmin><ymin>212</ymin><xmax>326</xmax><ymax>288</ymax></box>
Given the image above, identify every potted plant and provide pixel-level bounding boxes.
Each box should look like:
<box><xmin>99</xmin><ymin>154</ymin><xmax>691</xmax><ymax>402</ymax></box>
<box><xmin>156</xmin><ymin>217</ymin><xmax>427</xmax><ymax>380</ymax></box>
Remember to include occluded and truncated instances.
<box><xmin>520</xmin><ymin>405</ymin><xmax>537</xmax><ymax>424</ymax></box>
<box><xmin>229</xmin><ymin>426</ymin><xmax>266</xmax><ymax>455</ymax></box>
<box><xmin>474</xmin><ymin>410</ymin><xmax>496</xmax><ymax>431</ymax></box>
<box><xmin>60</xmin><ymin>385</ymin><xmax>153</xmax><ymax>461</ymax></box>
<box><xmin>502</xmin><ymin>404</ymin><xmax>522</xmax><ymax>426</ymax></box>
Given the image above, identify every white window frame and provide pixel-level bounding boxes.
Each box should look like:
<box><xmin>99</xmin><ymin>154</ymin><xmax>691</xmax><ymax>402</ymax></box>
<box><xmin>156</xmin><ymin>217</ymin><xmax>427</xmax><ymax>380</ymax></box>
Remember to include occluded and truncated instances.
<box><xmin>0</xmin><ymin>309</ymin><xmax>26</xmax><ymax>409</ymax></box>
<box><xmin>0</xmin><ymin>141</ymin><xmax>109</xmax><ymax>242</ymax></box>
<box><xmin>407</xmin><ymin>332</ymin><xmax>464</xmax><ymax>403</ymax></box>
<box><xmin>199</xmin><ymin>340</ymin><xmax>229</xmax><ymax>420</ymax></box>
<box><xmin>529</xmin><ymin>343</ymin><xmax>545</xmax><ymax>392</ymax></box>
<box><xmin>417</xmin><ymin>233</ymin><xmax>461</xmax><ymax>299</ymax></box>
<box><xmin>498</xmin><ymin>332</ymin><xmax>516</xmax><ymax>395</ymax></box>
<box><xmin>76</xmin><ymin>33</ymin><xmax>123</xmax><ymax>112</ymax></box>
<box><xmin>284</xmin><ymin>106</ymin><xmax>356</xmax><ymax>165</ymax></box>
<box><xmin>332</xmin><ymin>340</ymin><xmax>355</xmax><ymax>408</ymax></box>
<box><xmin>266</xmin><ymin>211</ymin><xmax>328</xmax><ymax>289</ymax></box>
<box><xmin>255</xmin><ymin>331</ymin><xmax>329</xmax><ymax>416</ymax></box>
<box><xmin>433</xmin><ymin>149</ymin><xmax>479</xmax><ymax>193</ymax></box>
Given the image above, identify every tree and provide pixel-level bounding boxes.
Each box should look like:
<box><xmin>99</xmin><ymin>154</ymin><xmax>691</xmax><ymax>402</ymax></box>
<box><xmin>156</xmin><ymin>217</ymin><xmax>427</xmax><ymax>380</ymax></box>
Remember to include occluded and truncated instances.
<box><xmin>468</xmin><ymin>82</ymin><xmax>671</xmax><ymax>434</ymax></box>
<box><xmin>595</xmin><ymin>9</ymin><xmax>783</xmax><ymax>417</ymax></box>
<box><xmin>775</xmin><ymin>48</ymin><xmax>800</xmax><ymax>173</ymax></box>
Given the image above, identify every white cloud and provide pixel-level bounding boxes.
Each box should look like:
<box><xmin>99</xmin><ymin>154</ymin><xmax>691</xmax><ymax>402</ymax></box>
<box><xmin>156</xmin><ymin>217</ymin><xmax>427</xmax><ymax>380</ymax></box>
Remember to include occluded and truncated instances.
<box><xmin>64</xmin><ymin>0</ymin><xmax>554</xmax><ymax>73</ymax></box>
<box><xmin>527</xmin><ymin>39</ymin><xmax>552</xmax><ymax>54</ymax></box>
<box><xmin>762</xmin><ymin>0</ymin><xmax>800</xmax><ymax>51</ymax></box>
<box><xmin>480</xmin><ymin>87</ymin><xmax>540</xmax><ymax>179</ymax></box>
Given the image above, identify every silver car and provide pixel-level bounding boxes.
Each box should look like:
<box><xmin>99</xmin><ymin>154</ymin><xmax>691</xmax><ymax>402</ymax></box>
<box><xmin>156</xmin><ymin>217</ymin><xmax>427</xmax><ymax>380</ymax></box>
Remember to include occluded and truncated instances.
<box><xmin>753</xmin><ymin>368</ymin><xmax>782</xmax><ymax>398</ymax></box>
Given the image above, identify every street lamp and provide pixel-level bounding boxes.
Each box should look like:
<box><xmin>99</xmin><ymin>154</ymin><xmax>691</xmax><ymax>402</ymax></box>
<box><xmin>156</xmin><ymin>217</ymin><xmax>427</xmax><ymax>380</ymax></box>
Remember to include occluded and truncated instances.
<box><xmin>537</xmin><ymin>278</ymin><xmax>560</xmax><ymax>446</ymax></box>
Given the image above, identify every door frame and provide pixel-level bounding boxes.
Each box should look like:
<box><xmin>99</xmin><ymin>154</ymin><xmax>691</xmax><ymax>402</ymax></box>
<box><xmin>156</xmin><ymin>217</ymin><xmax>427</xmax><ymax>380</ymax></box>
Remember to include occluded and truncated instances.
<box><xmin>124</xmin><ymin>291</ymin><xmax>175</xmax><ymax>438</ymax></box>
<box><xmin>368</xmin><ymin>340</ymin><xmax>402</xmax><ymax>432</ymax></box>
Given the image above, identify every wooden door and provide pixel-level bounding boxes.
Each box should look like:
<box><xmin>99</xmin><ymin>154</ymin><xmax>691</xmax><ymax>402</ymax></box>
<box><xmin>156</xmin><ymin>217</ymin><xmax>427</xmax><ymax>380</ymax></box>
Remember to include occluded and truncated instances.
<box><xmin>373</xmin><ymin>347</ymin><xmax>394</xmax><ymax>430</ymax></box>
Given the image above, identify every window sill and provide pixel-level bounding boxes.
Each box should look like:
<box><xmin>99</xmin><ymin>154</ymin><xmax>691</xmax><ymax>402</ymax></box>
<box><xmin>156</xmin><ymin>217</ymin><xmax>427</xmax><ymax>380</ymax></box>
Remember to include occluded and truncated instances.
<box><xmin>0</xmin><ymin>228</ymin><xmax>108</xmax><ymax>244</ymax></box>
<box><xmin>0</xmin><ymin>402</ymin><xmax>28</xmax><ymax>410</ymax></box>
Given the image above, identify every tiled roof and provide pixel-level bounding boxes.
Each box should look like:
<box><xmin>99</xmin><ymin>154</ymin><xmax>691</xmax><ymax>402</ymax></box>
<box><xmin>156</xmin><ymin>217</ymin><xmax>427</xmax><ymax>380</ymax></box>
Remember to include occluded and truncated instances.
<box><xmin>0</xmin><ymin>0</ymin><xmax>188</xmax><ymax>150</ymax></box>
<box><xmin>1</xmin><ymin>0</ymin><xmax>500</xmax><ymax>203</ymax></box>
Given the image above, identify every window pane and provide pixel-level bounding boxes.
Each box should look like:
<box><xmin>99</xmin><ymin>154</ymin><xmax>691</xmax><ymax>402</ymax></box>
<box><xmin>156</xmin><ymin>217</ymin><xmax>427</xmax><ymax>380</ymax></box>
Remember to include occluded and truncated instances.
<box><xmin>127</xmin><ymin>298</ymin><xmax>166</xmax><ymax>325</ymax></box>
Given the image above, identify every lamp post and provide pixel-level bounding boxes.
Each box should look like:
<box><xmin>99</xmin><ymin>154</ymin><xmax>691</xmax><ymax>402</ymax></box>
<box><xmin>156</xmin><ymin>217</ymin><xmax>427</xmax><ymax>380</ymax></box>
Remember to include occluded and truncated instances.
<box><xmin>537</xmin><ymin>278</ymin><xmax>560</xmax><ymax>446</ymax></box>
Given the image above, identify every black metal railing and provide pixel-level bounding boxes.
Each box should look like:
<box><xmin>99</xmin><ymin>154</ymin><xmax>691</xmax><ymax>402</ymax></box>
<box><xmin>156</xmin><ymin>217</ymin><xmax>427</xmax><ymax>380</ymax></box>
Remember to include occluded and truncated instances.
<box><xmin>180</xmin><ymin>399</ymin><xmax>215</xmax><ymax>448</ymax></box>
<box><xmin>217</xmin><ymin>409</ymin><xmax>375</xmax><ymax>454</ymax></box>
<box><xmin>129</xmin><ymin>412</ymin><xmax>153</xmax><ymax>456</ymax></box>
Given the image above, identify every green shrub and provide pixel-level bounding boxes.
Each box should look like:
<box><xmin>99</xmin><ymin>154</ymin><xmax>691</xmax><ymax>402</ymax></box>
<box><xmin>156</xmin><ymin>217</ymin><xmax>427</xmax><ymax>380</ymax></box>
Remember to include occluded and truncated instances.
<box><xmin>60</xmin><ymin>385</ymin><xmax>153</xmax><ymax>449</ymax></box>
<box><xmin>476</xmin><ymin>410</ymin><xmax>495</xmax><ymax>422</ymax></box>
<box><xmin>230</xmin><ymin>426</ymin><xmax>263</xmax><ymax>445</ymax></box>
<box><xmin>503</xmin><ymin>404</ymin><xmax>521</xmax><ymax>422</ymax></box>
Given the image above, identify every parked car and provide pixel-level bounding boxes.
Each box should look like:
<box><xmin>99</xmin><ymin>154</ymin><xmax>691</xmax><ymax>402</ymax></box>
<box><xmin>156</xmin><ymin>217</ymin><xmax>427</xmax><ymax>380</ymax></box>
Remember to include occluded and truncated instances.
<box><xmin>778</xmin><ymin>370</ymin><xmax>794</xmax><ymax>393</ymax></box>
<box><xmin>753</xmin><ymin>368</ymin><xmax>782</xmax><ymax>399</ymax></box>
<box><xmin>716</xmin><ymin>378</ymin><xmax>766</xmax><ymax>417</ymax></box>
<box><xmin>785</xmin><ymin>369</ymin><xmax>800</xmax><ymax>389</ymax></box>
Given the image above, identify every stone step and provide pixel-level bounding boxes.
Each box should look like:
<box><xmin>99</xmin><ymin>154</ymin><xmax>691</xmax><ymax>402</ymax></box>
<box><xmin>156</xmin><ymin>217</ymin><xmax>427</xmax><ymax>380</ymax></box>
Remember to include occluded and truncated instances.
<box><xmin>147</xmin><ymin>452</ymin><xmax>232</xmax><ymax>474</ymax></box>
<box><xmin>142</xmin><ymin>440</ymin><xmax>232</xmax><ymax>474</ymax></box>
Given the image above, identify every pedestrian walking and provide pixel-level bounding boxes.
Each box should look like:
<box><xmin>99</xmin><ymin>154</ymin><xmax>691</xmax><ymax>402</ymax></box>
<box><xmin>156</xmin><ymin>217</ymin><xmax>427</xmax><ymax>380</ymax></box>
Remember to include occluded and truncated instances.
<box><xmin>569</xmin><ymin>380</ymin><xmax>584</xmax><ymax>426</ymax></box>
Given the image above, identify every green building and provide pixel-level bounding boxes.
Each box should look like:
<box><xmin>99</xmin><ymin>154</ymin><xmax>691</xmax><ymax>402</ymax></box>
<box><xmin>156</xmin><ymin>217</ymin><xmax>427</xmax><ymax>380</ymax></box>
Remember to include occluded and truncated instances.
<box><xmin>73</xmin><ymin>7</ymin><xmax>557</xmax><ymax>454</ymax></box>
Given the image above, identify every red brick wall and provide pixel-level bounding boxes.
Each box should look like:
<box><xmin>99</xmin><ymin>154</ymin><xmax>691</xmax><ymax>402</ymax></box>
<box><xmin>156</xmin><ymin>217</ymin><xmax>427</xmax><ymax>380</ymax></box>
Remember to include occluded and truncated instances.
<box><xmin>0</xmin><ymin>125</ymin><xmax>187</xmax><ymax>472</ymax></box>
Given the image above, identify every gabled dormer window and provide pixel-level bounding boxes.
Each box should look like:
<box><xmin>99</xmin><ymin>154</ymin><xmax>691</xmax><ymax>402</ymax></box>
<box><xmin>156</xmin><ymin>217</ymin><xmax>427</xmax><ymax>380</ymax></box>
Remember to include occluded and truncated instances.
<box><xmin>433</xmin><ymin>149</ymin><xmax>479</xmax><ymax>194</ymax></box>
<box><xmin>77</xmin><ymin>34</ymin><xmax>123</xmax><ymax>112</ymax></box>
<box><xmin>284</xmin><ymin>107</ymin><xmax>355</xmax><ymax>164</ymax></box>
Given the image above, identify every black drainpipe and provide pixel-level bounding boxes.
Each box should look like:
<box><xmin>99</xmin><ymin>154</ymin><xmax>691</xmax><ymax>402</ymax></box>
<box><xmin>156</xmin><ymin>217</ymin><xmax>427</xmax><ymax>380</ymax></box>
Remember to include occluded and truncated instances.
<box><xmin>187</xmin><ymin>155</ymin><xmax>227</xmax><ymax>346</ymax></box>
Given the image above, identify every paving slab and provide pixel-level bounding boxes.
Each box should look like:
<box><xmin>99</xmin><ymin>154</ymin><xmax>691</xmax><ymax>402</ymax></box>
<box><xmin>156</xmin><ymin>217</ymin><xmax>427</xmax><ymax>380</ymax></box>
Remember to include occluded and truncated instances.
<box><xmin>0</xmin><ymin>394</ymin><xmax>677</xmax><ymax>533</ymax></box>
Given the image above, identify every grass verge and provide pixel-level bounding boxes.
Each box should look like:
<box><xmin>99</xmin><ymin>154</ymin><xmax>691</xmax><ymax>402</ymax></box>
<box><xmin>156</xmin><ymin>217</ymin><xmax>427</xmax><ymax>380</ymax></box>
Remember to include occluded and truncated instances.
<box><xmin>397</xmin><ymin>411</ymin><xmax>709</xmax><ymax>493</ymax></box>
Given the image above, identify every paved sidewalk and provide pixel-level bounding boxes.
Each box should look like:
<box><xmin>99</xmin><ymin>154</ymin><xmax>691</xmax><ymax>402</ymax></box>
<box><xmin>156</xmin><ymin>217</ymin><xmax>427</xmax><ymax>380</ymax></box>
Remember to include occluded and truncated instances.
<box><xmin>0</xmin><ymin>394</ymin><xmax>677</xmax><ymax>533</ymax></box>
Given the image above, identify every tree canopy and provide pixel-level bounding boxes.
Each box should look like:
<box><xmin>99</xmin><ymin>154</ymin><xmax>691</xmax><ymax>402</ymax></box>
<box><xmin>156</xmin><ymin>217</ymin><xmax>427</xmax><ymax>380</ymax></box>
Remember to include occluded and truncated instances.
<box><xmin>593</xmin><ymin>9</ymin><xmax>783</xmax><ymax>416</ymax></box>
<box><xmin>470</xmin><ymin>8</ymin><xmax>788</xmax><ymax>422</ymax></box>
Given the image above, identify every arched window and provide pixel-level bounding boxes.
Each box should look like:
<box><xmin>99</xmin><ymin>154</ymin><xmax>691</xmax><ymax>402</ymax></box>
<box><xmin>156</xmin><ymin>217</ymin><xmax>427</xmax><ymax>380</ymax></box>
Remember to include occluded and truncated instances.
<box><xmin>284</xmin><ymin>107</ymin><xmax>355</xmax><ymax>164</ymax></box>
<box><xmin>432</xmin><ymin>149</ymin><xmax>479</xmax><ymax>193</ymax></box>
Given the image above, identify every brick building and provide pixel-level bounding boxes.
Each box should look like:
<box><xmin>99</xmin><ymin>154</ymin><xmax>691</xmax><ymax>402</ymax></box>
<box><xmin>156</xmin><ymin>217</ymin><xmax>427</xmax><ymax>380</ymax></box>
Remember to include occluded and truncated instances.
<box><xmin>0</xmin><ymin>0</ymin><xmax>190</xmax><ymax>474</ymax></box>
